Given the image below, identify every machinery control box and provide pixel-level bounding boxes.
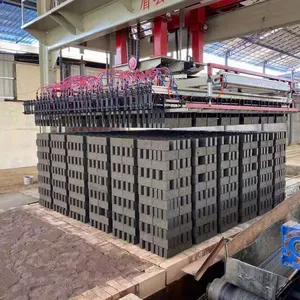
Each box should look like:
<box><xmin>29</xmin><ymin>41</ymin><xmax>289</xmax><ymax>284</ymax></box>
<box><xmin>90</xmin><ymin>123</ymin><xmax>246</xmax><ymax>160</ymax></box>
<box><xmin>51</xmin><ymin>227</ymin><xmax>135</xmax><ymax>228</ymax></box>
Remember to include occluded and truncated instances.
<box><xmin>281</xmin><ymin>221</ymin><xmax>300</xmax><ymax>269</ymax></box>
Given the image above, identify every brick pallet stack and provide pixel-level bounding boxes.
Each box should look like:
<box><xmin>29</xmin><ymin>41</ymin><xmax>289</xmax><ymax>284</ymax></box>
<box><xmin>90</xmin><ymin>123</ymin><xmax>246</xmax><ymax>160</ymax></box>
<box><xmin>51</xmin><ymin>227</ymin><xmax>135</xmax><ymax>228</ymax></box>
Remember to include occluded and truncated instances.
<box><xmin>274</xmin><ymin>132</ymin><xmax>286</xmax><ymax>206</ymax></box>
<box><xmin>138</xmin><ymin>138</ymin><xmax>193</xmax><ymax>258</ymax></box>
<box><xmin>87</xmin><ymin>136</ymin><xmax>112</xmax><ymax>233</ymax></box>
<box><xmin>51</xmin><ymin>134</ymin><xmax>68</xmax><ymax>216</ymax></box>
<box><xmin>259</xmin><ymin>133</ymin><xmax>275</xmax><ymax>215</ymax></box>
<box><xmin>111</xmin><ymin>138</ymin><xmax>139</xmax><ymax>244</ymax></box>
<box><xmin>217</xmin><ymin>135</ymin><xmax>239</xmax><ymax>233</ymax></box>
<box><xmin>37</xmin><ymin>133</ymin><xmax>52</xmax><ymax>209</ymax></box>
<box><xmin>67</xmin><ymin>135</ymin><xmax>88</xmax><ymax>223</ymax></box>
<box><xmin>220</xmin><ymin>115</ymin><xmax>239</xmax><ymax>126</ymax></box>
<box><xmin>192</xmin><ymin>137</ymin><xmax>217</xmax><ymax>244</ymax></box>
<box><xmin>36</xmin><ymin>129</ymin><xmax>288</xmax><ymax>259</ymax></box>
<box><xmin>239</xmin><ymin>134</ymin><xmax>259</xmax><ymax>223</ymax></box>
<box><xmin>243</xmin><ymin>115</ymin><xmax>260</xmax><ymax>125</ymax></box>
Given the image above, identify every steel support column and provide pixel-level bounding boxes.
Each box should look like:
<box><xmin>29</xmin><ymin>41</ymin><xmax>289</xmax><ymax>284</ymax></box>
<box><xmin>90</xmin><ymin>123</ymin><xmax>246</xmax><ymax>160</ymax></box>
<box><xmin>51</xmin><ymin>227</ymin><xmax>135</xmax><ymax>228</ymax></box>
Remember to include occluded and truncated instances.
<box><xmin>263</xmin><ymin>61</ymin><xmax>267</xmax><ymax>74</ymax></box>
<box><xmin>38</xmin><ymin>0</ymin><xmax>57</xmax><ymax>87</ymax></box>
<box><xmin>289</xmin><ymin>70</ymin><xmax>295</xmax><ymax>145</ymax></box>
<box><xmin>190</xmin><ymin>8</ymin><xmax>206</xmax><ymax>63</ymax></box>
<box><xmin>116</xmin><ymin>29</ymin><xmax>127</xmax><ymax>65</ymax></box>
<box><xmin>225</xmin><ymin>51</ymin><xmax>230</xmax><ymax>66</ymax></box>
<box><xmin>153</xmin><ymin>17</ymin><xmax>168</xmax><ymax>57</ymax></box>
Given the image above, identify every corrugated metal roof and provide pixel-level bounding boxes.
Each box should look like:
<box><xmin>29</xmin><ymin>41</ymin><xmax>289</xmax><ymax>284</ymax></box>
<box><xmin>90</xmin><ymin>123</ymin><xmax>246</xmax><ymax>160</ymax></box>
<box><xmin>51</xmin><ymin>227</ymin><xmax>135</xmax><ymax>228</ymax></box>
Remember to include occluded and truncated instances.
<box><xmin>0</xmin><ymin>2</ymin><xmax>37</xmax><ymax>44</ymax></box>
<box><xmin>205</xmin><ymin>25</ymin><xmax>300</xmax><ymax>72</ymax></box>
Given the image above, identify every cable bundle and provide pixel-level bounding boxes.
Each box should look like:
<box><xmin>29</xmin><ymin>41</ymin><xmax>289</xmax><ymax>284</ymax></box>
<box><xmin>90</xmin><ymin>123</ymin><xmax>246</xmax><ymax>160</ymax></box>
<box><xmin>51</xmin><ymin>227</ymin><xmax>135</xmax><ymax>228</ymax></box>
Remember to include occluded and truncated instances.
<box><xmin>37</xmin><ymin>67</ymin><xmax>179</xmax><ymax>99</ymax></box>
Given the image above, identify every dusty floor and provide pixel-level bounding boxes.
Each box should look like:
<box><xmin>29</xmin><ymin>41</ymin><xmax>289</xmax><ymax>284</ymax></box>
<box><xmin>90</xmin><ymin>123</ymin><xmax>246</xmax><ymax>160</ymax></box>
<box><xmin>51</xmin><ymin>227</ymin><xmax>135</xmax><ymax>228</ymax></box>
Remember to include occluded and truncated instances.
<box><xmin>0</xmin><ymin>207</ymin><xmax>151</xmax><ymax>300</ymax></box>
<box><xmin>0</xmin><ymin>166</ymin><xmax>38</xmax><ymax>194</ymax></box>
<box><xmin>286</xmin><ymin>145</ymin><xmax>300</xmax><ymax>176</ymax></box>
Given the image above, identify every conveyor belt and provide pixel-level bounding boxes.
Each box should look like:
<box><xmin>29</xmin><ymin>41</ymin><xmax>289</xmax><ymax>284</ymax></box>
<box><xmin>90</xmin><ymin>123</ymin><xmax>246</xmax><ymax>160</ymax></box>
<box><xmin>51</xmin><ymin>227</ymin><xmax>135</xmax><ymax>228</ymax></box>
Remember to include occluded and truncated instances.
<box><xmin>207</xmin><ymin>248</ymin><xmax>293</xmax><ymax>300</ymax></box>
<box><xmin>208</xmin><ymin>278</ymin><xmax>264</xmax><ymax>300</ymax></box>
<box><xmin>259</xmin><ymin>248</ymin><xmax>293</xmax><ymax>278</ymax></box>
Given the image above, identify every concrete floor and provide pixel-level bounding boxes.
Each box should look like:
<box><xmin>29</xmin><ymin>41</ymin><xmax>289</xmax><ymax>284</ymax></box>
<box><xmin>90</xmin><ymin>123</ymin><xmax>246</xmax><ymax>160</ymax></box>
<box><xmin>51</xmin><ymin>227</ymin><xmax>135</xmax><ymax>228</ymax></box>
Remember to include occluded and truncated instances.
<box><xmin>0</xmin><ymin>189</ymin><xmax>38</xmax><ymax>212</ymax></box>
<box><xmin>287</xmin><ymin>145</ymin><xmax>300</xmax><ymax>176</ymax></box>
<box><xmin>0</xmin><ymin>204</ymin><xmax>151</xmax><ymax>300</ymax></box>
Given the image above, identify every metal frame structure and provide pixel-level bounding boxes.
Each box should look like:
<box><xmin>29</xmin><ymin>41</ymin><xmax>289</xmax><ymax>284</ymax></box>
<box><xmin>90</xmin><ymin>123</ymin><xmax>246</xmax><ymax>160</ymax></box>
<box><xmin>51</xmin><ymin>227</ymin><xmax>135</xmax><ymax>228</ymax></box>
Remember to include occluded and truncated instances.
<box><xmin>19</xmin><ymin>0</ymin><xmax>300</xmax><ymax>119</ymax></box>
<box><xmin>18</xmin><ymin>0</ymin><xmax>300</xmax><ymax>89</ymax></box>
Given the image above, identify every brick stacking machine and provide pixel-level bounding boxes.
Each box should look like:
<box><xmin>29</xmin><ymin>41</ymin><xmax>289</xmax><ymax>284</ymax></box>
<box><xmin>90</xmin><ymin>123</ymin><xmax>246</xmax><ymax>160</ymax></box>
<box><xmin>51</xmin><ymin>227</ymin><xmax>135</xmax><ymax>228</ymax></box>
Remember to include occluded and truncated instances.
<box><xmin>22</xmin><ymin>0</ymin><xmax>300</xmax><ymax>259</ymax></box>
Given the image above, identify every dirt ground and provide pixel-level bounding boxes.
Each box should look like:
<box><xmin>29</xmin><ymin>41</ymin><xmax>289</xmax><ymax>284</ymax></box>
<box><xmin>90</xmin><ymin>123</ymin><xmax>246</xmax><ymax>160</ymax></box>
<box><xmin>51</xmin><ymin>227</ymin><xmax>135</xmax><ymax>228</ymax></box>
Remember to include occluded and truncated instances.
<box><xmin>0</xmin><ymin>167</ymin><xmax>38</xmax><ymax>194</ymax></box>
<box><xmin>0</xmin><ymin>207</ymin><xmax>151</xmax><ymax>300</ymax></box>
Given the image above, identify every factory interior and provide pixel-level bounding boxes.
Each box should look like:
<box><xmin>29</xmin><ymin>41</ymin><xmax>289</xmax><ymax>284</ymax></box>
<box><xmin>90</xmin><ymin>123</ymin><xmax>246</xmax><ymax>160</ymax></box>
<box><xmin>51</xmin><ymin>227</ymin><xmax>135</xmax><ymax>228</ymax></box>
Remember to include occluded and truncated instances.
<box><xmin>3</xmin><ymin>0</ymin><xmax>300</xmax><ymax>299</ymax></box>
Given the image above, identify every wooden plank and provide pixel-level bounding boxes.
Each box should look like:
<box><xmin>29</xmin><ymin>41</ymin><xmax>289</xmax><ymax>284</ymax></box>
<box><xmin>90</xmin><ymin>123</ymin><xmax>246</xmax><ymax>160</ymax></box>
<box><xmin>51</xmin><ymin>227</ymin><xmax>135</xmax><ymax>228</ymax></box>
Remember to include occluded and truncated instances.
<box><xmin>182</xmin><ymin>192</ymin><xmax>300</xmax><ymax>276</ymax></box>
<box><xmin>195</xmin><ymin>237</ymin><xmax>226</xmax><ymax>281</ymax></box>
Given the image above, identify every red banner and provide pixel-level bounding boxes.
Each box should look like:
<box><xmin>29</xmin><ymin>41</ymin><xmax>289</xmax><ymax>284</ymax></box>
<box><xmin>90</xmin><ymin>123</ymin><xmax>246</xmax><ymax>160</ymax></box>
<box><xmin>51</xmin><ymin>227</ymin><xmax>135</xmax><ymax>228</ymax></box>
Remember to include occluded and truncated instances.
<box><xmin>140</xmin><ymin>0</ymin><xmax>165</xmax><ymax>10</ymax></box>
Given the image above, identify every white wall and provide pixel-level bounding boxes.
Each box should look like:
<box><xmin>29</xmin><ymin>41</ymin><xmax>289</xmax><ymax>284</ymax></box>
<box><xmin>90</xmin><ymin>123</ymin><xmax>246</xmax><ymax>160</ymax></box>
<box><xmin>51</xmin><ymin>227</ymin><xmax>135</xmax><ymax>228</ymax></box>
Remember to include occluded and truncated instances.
<box><xmin>0</xmin><ymin>62</ymin><xmax>42</xmax><ymax>170</ymax></box>
<box><xmin>0</xmin><ymin>102</ymin><xmax>39</xmax><ymax>169</ymax></box>
<box><xmin>5</xmin><ymin>61</ymin><xmax>99</xmax><ymax>170</ymax></box>
<box><xmin>16</xmin><ymin>62</ymin><xmax>41</xmax><ymax>101</ymax></box>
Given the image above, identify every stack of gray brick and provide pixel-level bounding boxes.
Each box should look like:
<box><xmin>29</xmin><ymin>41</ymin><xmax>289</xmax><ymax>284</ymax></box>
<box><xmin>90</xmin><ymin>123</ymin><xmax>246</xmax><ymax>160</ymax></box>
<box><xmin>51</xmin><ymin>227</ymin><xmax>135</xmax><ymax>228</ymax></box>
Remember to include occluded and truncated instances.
<box><xmin>192</xmin><ymin>137</ymin><xmax>217</xmax><ymax>244</ymax></box>
<box><xmin>165</xmin><ymin>113</ymin><xmax>179</xmax><ymax>128</ymax></box>
<box><xmin>67</xmin><ymin>135</ymin><xmax>88</xmax><ymax>223</ymax></box>
<box><xmin>268</xmin><ymin>116</ymin><xmax>275</xmax><ymax>124</ymax></box>
<box><xmin>230</xmin><ymin>115</ymin><xmax>240</xmax><ymax>125</ymax></box>
<box><xmin>221</xmin><ymin>115</ymin><xmax>241</xmax><ymax>126</ymax></box>
<box><xmin>217</xmin><ymin>135</ymin><xmax>239</xmax><ymax>233</ymax></box>
<box><xmin>220</xmin><ymin>116</ymin><xmax>231</xmax><ymax>126</ymax></box>
<box><xmin>261</xmin><ymin>116</ymin><xmax>269</xmax><ymax>124</ymax></box>
<box><xmin>196</xmin><ymin>115</ymin><xmax>207</xmax><ymax>127</ymax></box>
<box><xmin>87</xmin><ymin>136</ymin><xmax>112</xmax><ymax>233</ymax></box>
<box><xmin>207</xmin><ymin>115</ymin><xmax>218</xmax><ymax>126</ymax></box>
<box><xmin>51</xmin><ymin>134</ymin><xmax>68</xmax><ymax>215</ymax></box>
<box><xmin>239</xmin><ymin>134</ymin><xmax>259</xmax><ymax>222</ymax></box>
<box><xmin>244</xmin><ymin>115</ymin><xmax>260</xmax><ymax>125</ymax></box>
<box><xmin>36</xmin><ymin>129</ymin><xmax>288</xmax><ymax>258</ymax></box>
<box><xmin>274</xmin><ymin>132</ymin><xmax>286</xmax><ymax>206</ymax></box>
<box><xmin>111</xmin><ymin>138</ymin><xmax>138</xmax><ymax>244</ymax></box>
<box><xmin>137</xmin><ymin>138</ymin><xmax>192</xmax><ymax>258</ymax></box>
<box><xmin>178</xmin><ymin>114</ymin><xmax>192</xmax><ymax>127</ymax></box>
<box><xmin>37</xmin><ymin>133</ymin><xmax>52</xmax><ymax>209</ymax></box>
<box><xmin>276</xmin><ymin>115</ymin><xmax>287</xmax><ymax>123</ymax></box>
<box><xmin>258</xmin><ymin>133</ymin><xmax>275</xmax><ymax>215</ymax></box>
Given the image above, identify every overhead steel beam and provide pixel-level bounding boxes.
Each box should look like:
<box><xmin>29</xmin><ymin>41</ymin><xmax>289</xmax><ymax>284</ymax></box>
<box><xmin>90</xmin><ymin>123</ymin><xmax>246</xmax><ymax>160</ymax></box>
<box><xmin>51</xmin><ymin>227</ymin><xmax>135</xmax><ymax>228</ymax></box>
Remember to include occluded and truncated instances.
<box><xmin>49</xmin><ymin>14</ymin><xmax>77</xmax><ymax>35</ymax></box>
<box><xmin>25</xmin><ymin>0</ymin><xmax>300</xmax><ymax>61</ymax></box>
<box><xmin>23</xmin><ymin>0</ymin><xmax>219</xmax><ymax>51</ymax></box>
<box><xmin>58</xmin><ymin>10</ymin><xmax>84</xmax><ymax>32</ymax></box>
<box><xmin>205</xmin><ymin>0</ymin><xmax>300</xmax><ymax>44</ymax></box>
<box><xmin>140</xmin><ymin>0</ymin><xmax>300</xmax><ymax>59</ymax></box>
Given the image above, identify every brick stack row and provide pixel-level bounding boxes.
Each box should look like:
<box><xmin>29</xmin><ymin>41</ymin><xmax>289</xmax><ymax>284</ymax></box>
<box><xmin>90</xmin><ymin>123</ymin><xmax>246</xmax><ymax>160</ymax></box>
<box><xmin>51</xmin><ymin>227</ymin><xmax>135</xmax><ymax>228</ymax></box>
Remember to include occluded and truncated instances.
<box><xmin>274</xmin><ymin>132</ymin><xmax>286</xmax><ymax>206</ymax></box>
<box><xmin>87</xmin><ymin>136</ymin><xmax>112</xmax><ymax>233</ymax></box>
<box><xmin>111</xmin><ymin>138</ymin><xmax>139</xmax><ymax>244</ymax></box>
<box><xmin>239</xmin><ymin>134</ymin><xmax>259</xmax><ymax>223</ymax></box>
<box><xmin>67</xmin><ymin>135</ymin><xmax>88</xmax><ymax>223</ymax></box>
<box><xmin>51</xmin><ymin>134</ymin><xmax>68</xmax><ymax>215</ymax></box>
<box><xmin>36</xmin><ymin>130</ymin><xmax>287</xmax><ymax>258</ymax></box>
<box><xmin>192</xmin><ymin>137</ymin><xmax>217</xmax><ymax>244</ymax></box>
<box><xmin>218</xmin><ymin>135</ymin><xmax>239</xmax><ymax>233</ymax></box>
<box><xmin>37</xmin><ymin>133</ymin><xmax>52</xmax><ymax>209</ymax></box>
<box><xmin>137</xmin><ymin>138</ymin><xmax>193</xmax><ymax>258</ymax></box>
<box><xmin>259</xmin><ymin>133</ymin><xmax>275</xmax><ymax>215</ymax></box>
